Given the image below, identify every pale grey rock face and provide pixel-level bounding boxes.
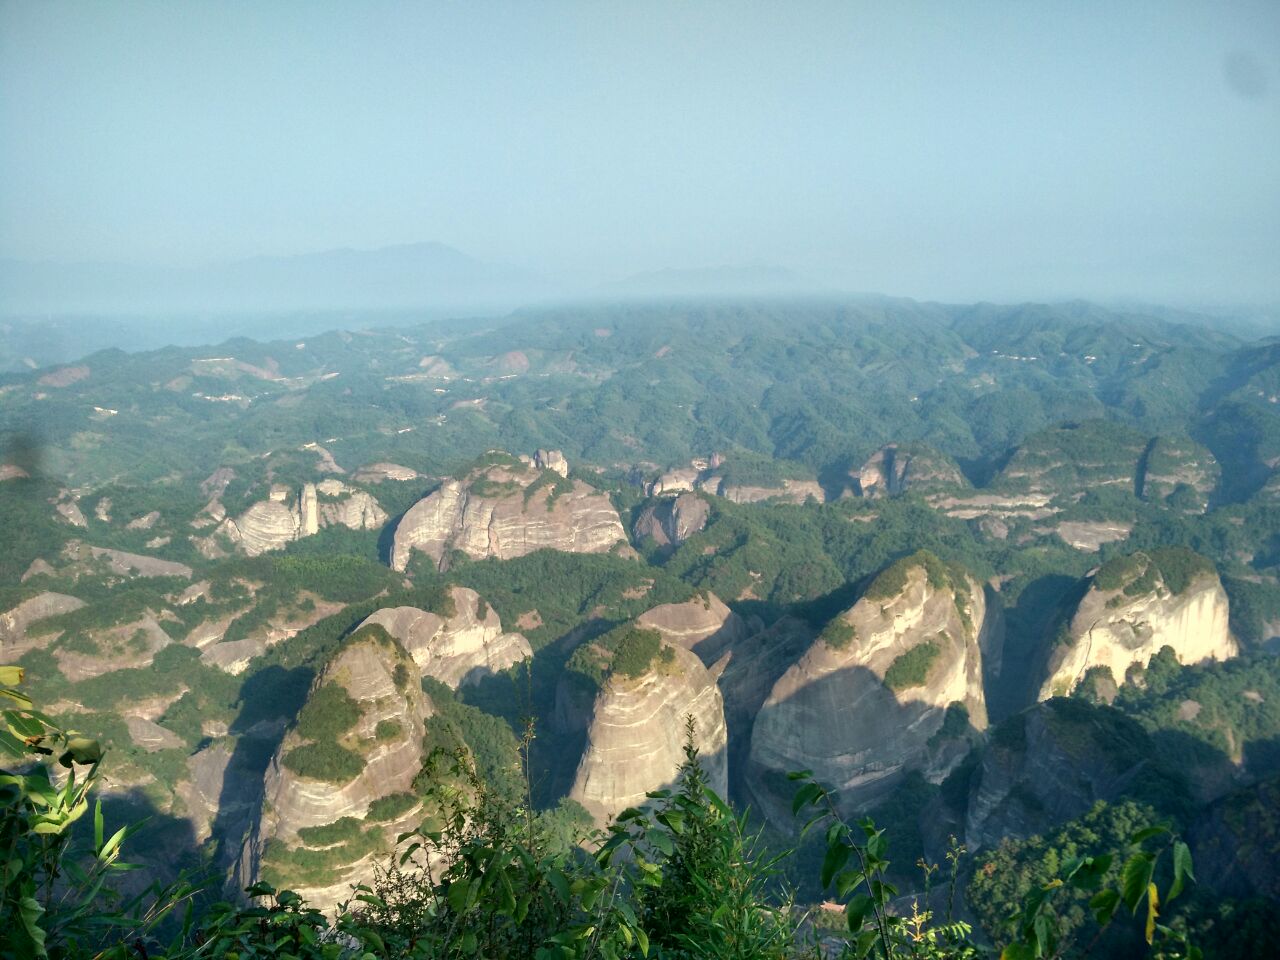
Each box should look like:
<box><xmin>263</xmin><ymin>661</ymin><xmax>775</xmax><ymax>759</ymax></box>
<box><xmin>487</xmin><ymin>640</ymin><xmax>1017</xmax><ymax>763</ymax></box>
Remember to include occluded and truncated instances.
<box><xmin>244</xmin><ymin>631</ymin><xmax>434</xmax><ymax>911</ymax></box>
<box><xmin>749</xmin><ymin>562</ymin><xmax>989</xmax><ymax>820</ymax></box>
<box><xmin>635</xmin><ymin>592</ymin><xmax>746</xmax><ymax>665</ymax></box>
<box><xmin>856</xmin><ymin>444</ymin><xmax>966</xmax><ymax>498</ymax></box>
<box><xmin>359</xmin><ymin>586</ymin><xmax>532</xmax><ymax>688</ymax></box>
<box><xmin>352</xmin><ymin>462</ymin><xmax>419</xmax><ymax>484</ymax></box>
<box><xmin>647</xmin><ymin>466</ymin><xmax>703</xmax><ymax>496</ymax></box>
<box><xmin>54</xmin><ymin>492</ymin><xmax>87</xmax><ymax>528</ymax></box>
<box><xmin>633</xmin><ymin>493</ymin><xmax>710</xmax><ymax>549</ymax></box>
<box><xmin>390</xmin><ymin>457</ymin><xmax>625</xmax><ymax>572</ymax></box>
<box><xmin>54</xmin><ymin>614</ymin><xmax>173</xmax><ymax>682</ymax></box>
<box><xmin>211</xmin><ymin>482</ymin><xmax>387</xmax><ymax>555</ymax></box>
<box><xmin>715</xmin><ymin>478</ymin><xmax>825</xmax><ymax>504</ymax></box>
<box><xmin>535</xmin><ymin>449</ymin><xmax>570</xmax><ymax>477</ymax></box>
<box><xmin>1037</xmin><ymin>557</ymin><xmax>1235</xmax><ymax>700</ymax></box>
<box><xmin>569</xmin><ymin>643</ymin><xmax>728</xmax><ymax>826</ymax></box>
<box><xmin>0</xmin><ymin>591</ymin><xmax>85</xmax><ymax>658</ymax></box>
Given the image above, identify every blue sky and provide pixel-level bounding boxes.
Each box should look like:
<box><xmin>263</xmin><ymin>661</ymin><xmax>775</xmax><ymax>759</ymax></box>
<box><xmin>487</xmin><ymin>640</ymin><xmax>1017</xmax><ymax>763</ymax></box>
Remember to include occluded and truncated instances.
<box><xmin>1</xmin><ymin>0</ymin><xmax>1278</xmax><ymax>303</ymax></box>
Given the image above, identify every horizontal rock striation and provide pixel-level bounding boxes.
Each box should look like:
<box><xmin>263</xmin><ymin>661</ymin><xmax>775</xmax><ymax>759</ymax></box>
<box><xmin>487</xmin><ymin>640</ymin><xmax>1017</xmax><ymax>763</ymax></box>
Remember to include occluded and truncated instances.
<box><xmin>358</xmin><ymin>586</ymin><xmax>531</xmax><ymax>688</ymax></box>
<box><xmin>749</xmin><ymin>553</ymin><xmax>990</xmax><ymax>820</ymax></box>
<box><xmin>569</xmin><ymin>642</ymin><xmax>728</xmax><ymax>826</ymax></box>
<box><xmin>1037</xmin><ymin>548</ymin><xmax>1235</xmax><ymax>700</ymax></box>
<box><xmin>390</xmin><ymin>453</ymin><xmax>625</xmax><ymax>572</ymax></box>
<box><xmin>244</xmin><ymin>627</ymin><xmax>433</xmax><ymax>911</ymax></box>
<box><xmin>635</xmin><ymin>592</ymin><xmax>746</xmax><ymax>666</ymax></box>
<box><xmin>210</xmin><ymin>481</ymin><xmax>387</xmax><ymax>556</ymax></box>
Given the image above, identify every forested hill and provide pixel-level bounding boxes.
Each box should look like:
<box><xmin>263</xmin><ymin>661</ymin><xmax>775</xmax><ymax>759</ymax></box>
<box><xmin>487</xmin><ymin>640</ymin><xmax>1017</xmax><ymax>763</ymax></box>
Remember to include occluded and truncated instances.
<box><xmin>4</xmin><ymin>297</ymin><xmax>1280</xmax><ymax>958</ymax></box>
<box><xmin>1</xmin><ymin>298</ymin><xmax>1276</xmax><ymax>500</ymax></box>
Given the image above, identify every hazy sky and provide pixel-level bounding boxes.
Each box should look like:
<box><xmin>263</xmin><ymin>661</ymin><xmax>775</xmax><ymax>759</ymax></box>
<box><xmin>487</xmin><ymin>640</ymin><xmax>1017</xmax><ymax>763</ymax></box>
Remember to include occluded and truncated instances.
<box><xmin>2</xmin><ymin>0</ymin><xmax>1278</xmax><ymax>304</ymax></box>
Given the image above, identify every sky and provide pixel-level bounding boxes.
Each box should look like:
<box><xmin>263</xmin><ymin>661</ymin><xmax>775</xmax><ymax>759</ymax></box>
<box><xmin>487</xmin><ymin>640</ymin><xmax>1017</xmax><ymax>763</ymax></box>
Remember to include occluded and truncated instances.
<box><xmin>2</xmin><ymin>0</ymin><xmax>1279</xmax><ymax>305</ymax></box>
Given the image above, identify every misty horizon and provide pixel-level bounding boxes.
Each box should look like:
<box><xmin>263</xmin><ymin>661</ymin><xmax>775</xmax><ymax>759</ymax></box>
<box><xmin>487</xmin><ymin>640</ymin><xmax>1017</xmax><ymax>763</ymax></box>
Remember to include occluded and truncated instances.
<box><xmin>3</xmin><ymin>1</ymin><xmax>1279</xmax><ymax>313</ymax></box>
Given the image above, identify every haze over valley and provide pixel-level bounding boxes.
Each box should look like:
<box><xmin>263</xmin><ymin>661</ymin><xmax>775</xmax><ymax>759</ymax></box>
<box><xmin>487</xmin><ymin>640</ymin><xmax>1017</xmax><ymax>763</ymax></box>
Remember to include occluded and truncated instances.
<box><xmin>3</xmin><ymin>3</ymin><xmax>1280</xmax><ymax>958</ymax></box>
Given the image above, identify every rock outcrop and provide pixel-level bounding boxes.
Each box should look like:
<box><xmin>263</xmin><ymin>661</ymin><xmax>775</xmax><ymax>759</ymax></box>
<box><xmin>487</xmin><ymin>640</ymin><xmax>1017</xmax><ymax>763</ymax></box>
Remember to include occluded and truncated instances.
<box><xmin>1037</xmin><ymin>548</ymin><xmax>1235</xmax><ymax>700</ymax></box>
<box><xmin>245</xmin><ymin>626</ymin><xmax>434</xmax><ymax>911</ymax></box>
<box><xmin>568</xmin><ymin>640</ymin><xmax>728</xmax><ymax>826</ymax></box>
<box><xmin>390</xmin><ymin>453</ymin><xmax>625</xmax><ymax>572</ymax></box>
<box><xmin>749</xmin><ymin>552</ymin><xmax>991</xmax><ymax>819</ymax></box>
<box><xmin>210</xmin><ymin>481</ymin><xmax>387</xmax><ymax>556</ymax></box>
<box><xmin>964</xmin><ymin>699</ymin><xmax>1180</xmax><ymax>850</ymax></box>
<box><xmin>635</xmin><ymin>592</ymin><xmax>746</xmax><ymax>665</ymax></box>
<box><xmin>358</xmin><ymin>586</ymin><xmax>532</xmax><ymax>688</ymax></box>
<box><xmin>855</xmin><ymin>443</ymin><xmax>966</xmax><ymax>498</ymax></box>
<box><xmin>0</xmin><ymin>591</ymin><xmax>85</xmax><ymax>658</ymax></box>
<box><xmin>712</xmin><ymin>477</ymin><xmax>824</xmax><ymax>504</ymax></box>
<box><xmin>632</xmin><ymin>493</ymin><xmax>710</xmax><ymax>550</ymax></box>
<box><xmin>1139</xmin><ymin>435</ymin><xmax>1219</xmax><ymax>512</ymax></box>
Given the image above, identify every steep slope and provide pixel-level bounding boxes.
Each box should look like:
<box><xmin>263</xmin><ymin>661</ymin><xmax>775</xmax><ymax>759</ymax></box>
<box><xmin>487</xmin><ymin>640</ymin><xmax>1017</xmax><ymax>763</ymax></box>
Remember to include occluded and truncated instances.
<box><xmin>634</xmin><ymin>591</ymin><xmax>747</xmax><ymax>665</ymax></box>
<box><xmin>390</xmin><ymin>452</ymin><xmax>625</xmax><ymax>571</ymax></box>
<box><xmin>243</xmin><ymin>625</ymin><xmax>433</xmax><ymax>910</ymax></box>
<box><xmin>855</xmin><ymin>443</ymin><xmax>967</xmax><ymax>498</ymax></box>
<box><xmin>1038</xmin><ymin>548</ymin><xmax>1236</xmax><ymax>700</ymax></box>
<box><xmin>203</xmin><ymin>480</ymin><xmax>386</xmax><ymax>556</ymax></box>
<box><xmin>1138</xmin><ymin>435</ymin><xmax>1219</xmax><ymax>511</ymax></box>
<box><xmin>358</xmin><ymin>585</ymin><xmax>531</xmax><ymax>688</ymax></box>
<box><xmin>749</xmin><ymin>552</ymin><xmax>991</xmax><ymax>819</ymax></box>
<box><xmin>566</xmin><ymin>624</ymin><xmax>727</xmax><ymax>825</ymax></box>
<box><xmin>964</xmin><ymin>699</ymin><xmax>1188</xmax><ymax>850</ymax></box>
<box><xmin>632</xmin><ymin>492</ymin><xmax>710</xmax><ymax>551</ymax></box>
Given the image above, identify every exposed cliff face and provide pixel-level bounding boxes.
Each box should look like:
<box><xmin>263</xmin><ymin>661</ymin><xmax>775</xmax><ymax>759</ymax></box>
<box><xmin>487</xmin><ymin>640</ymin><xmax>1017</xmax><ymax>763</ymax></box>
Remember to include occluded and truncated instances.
<box><xmin>712</xmin><ymin>478</ymin><xmax>824</xmax><ymax>504</ymax></box>
<box><xmin>358</xmin><ymin>586</ymin><xmax>532</xmax><ymax>688</ymax></box>
<box><xmin>749</xmin><ymin>554</ymin><xmax>989</xmax><ymax>820</ymax></box>
<box><xmin>0</xmin><ymin>591</ymin><xmax>85</xmax><ymax>658</ymax></box>
<box><xmin>632</xmin><ymin>493</ymin><xmax>710</xmax><ymax>551</ymax></box>
<box><xmin>245</xmin><ymin>627</ymin><xmax>433</xmax><ymax>911</ymax></box>
<box><xmin>855</xmin><ymin>444</ymin><xmax>966</xmax><ymax>498</ymax></box>
<box><xmin>568</xmin><ymin>642</ymin><xmax>728</xmax><ymax>826</ymax></box>
<box><xmin>390</xmin><ymin>453</ymin><xmax>625</xmax><ymax>572</ymax></box>
<box><xmin>964</xmin><ymin>699</ymin><xmax>1182</xmax><ymax>850</ymax></box>
<box><xmin>1037</xmin><ymin>549</ymin><xmax>1236</xmax><ymax>700</ymax></box>
<box><xmin>635</xmin><ymin>592</ymin><xmax>746</xmax><ymax>665</ymax></box>
<box><xmin>209</xmin><ymin>481</ymin><xmax>387</xmax><ymax>556</ymax></box>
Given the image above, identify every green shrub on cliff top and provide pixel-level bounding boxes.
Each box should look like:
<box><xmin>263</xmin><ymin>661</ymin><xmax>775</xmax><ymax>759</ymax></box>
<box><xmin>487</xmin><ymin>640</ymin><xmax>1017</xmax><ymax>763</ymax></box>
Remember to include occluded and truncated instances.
<box><xmin>294</xmin><ymin>682</ymin><xmax>361</xmax><ymax>742</ymax></box>
<box><xmin>884</xmin><ymin>640</ymin><xmax>941</xmax><ymax>691</ymax></box>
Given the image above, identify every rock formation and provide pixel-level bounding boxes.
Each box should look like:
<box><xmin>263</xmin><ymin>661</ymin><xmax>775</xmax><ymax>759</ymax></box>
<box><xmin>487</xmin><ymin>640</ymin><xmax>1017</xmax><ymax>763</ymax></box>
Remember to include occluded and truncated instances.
<box><xmin>244</xmin><ymin>626</ymin><xmax>434</xmax><ymax>911</ymax></box>
<box><xmin>635</xmin><ymin>592</ymin><xmax>746</xmax><ymax>665</ymax></box>
<box><xmin>390</xmin><ymin>452</ymin><xmax>625</xmax><ymax>572</ymax></box>
<box><xmin>855</xmin><ymin>443</ymin><xmax>966</xmax><ymax>498</ymax></box>
<box><xmin>964</xmin><ymin>698</ymin><xmax>1180</xmax><ymax>850</ymax></box>
<box><xmin>209</xmin><ymin>481</ymin><xmax>387</xmax><ymax>556</ymax></box>
<box><xmin>632</xmin><ymin>493</ymin><xmax>710</xmax><ymax>550</ymax></box>
<box><xmin>358</xmin><ymin>586</ymin><xmax>532</xmax><ymax>688</ymax></box>
<box><xmin>0</xmin><ymin>591</ymin><xmax>85</xmax><ymax>658</ymax></box>
<box><xmin>1037</xmin><ymin>548</ymin><xmax>1235</xmax><ymax>700</ymax></box>
<box><xmin>568</xmin><ymin>640</ymin><xmax>728</xmax><ymax>826</ymax></box>
<box><xmin>710</xmin><ymin>477</ymin><xmax>825</xmax><ymax>504</ymax></box>
<box><xmin>1139</xmin><ymin>435</ymin><xmax>1219</xmax><ymax>512</ymax></box>
<box><xmin>749</xmin><ymin>552</ymin><xmax>991</xmax><ymax>819</ymax></box>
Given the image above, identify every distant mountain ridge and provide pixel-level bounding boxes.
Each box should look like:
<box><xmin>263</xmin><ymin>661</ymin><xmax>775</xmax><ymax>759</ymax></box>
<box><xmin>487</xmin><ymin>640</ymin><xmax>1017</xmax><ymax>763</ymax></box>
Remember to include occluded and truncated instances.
<box><xmin>0</xmin><ymin>242</ymin><xmax>545</xmax><ymax>316</ymax></box>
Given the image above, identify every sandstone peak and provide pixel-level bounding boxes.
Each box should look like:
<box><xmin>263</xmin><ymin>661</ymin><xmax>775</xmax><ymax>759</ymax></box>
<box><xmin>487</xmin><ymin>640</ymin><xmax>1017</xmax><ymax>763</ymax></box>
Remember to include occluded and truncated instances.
<box><xmin>1037</xmin><ymin>547</ymin><xmax>1236</xmax><ymax>700</ymax></box>
<box><xmin>633</xmin><ymin>492</ymin><xmax>710</xmax><ymax>552</ymax></box>
<box><xmin>855</xmin><ymin>443</ymin><xmax>966</xmax><ymax>498</ymax></box>
<box><xmin>749</xmin><ymin>552</ymin><xmax>992</xmax><ymax>819</ymax></box>
<box><xmin>358</xmin><ymin>585</ymin><xmax>531</xmax><ymax>688</ymax></box>
<box><xmin>635</xmin><ymin>591</ymin><xmax>747</xmax><ymax>665</ymax></box>
<box><xmin>246</xmin><ymin>625</ymin><xmax>434</xmax><ymax>911</ymax></box>
<box><xmin>568</xmin><ymin>638</ymin><xmax>728</xmax><ymax>826</ymax></box>
<box><xmin>389</xmin><ymin>451</ymin><xmax>624</xmax><ymax>572</ymax></box>
<box><xmin>205</xmin><ymin>481</ymin><xmax>387</xmax><ymax>556</ymax></box>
